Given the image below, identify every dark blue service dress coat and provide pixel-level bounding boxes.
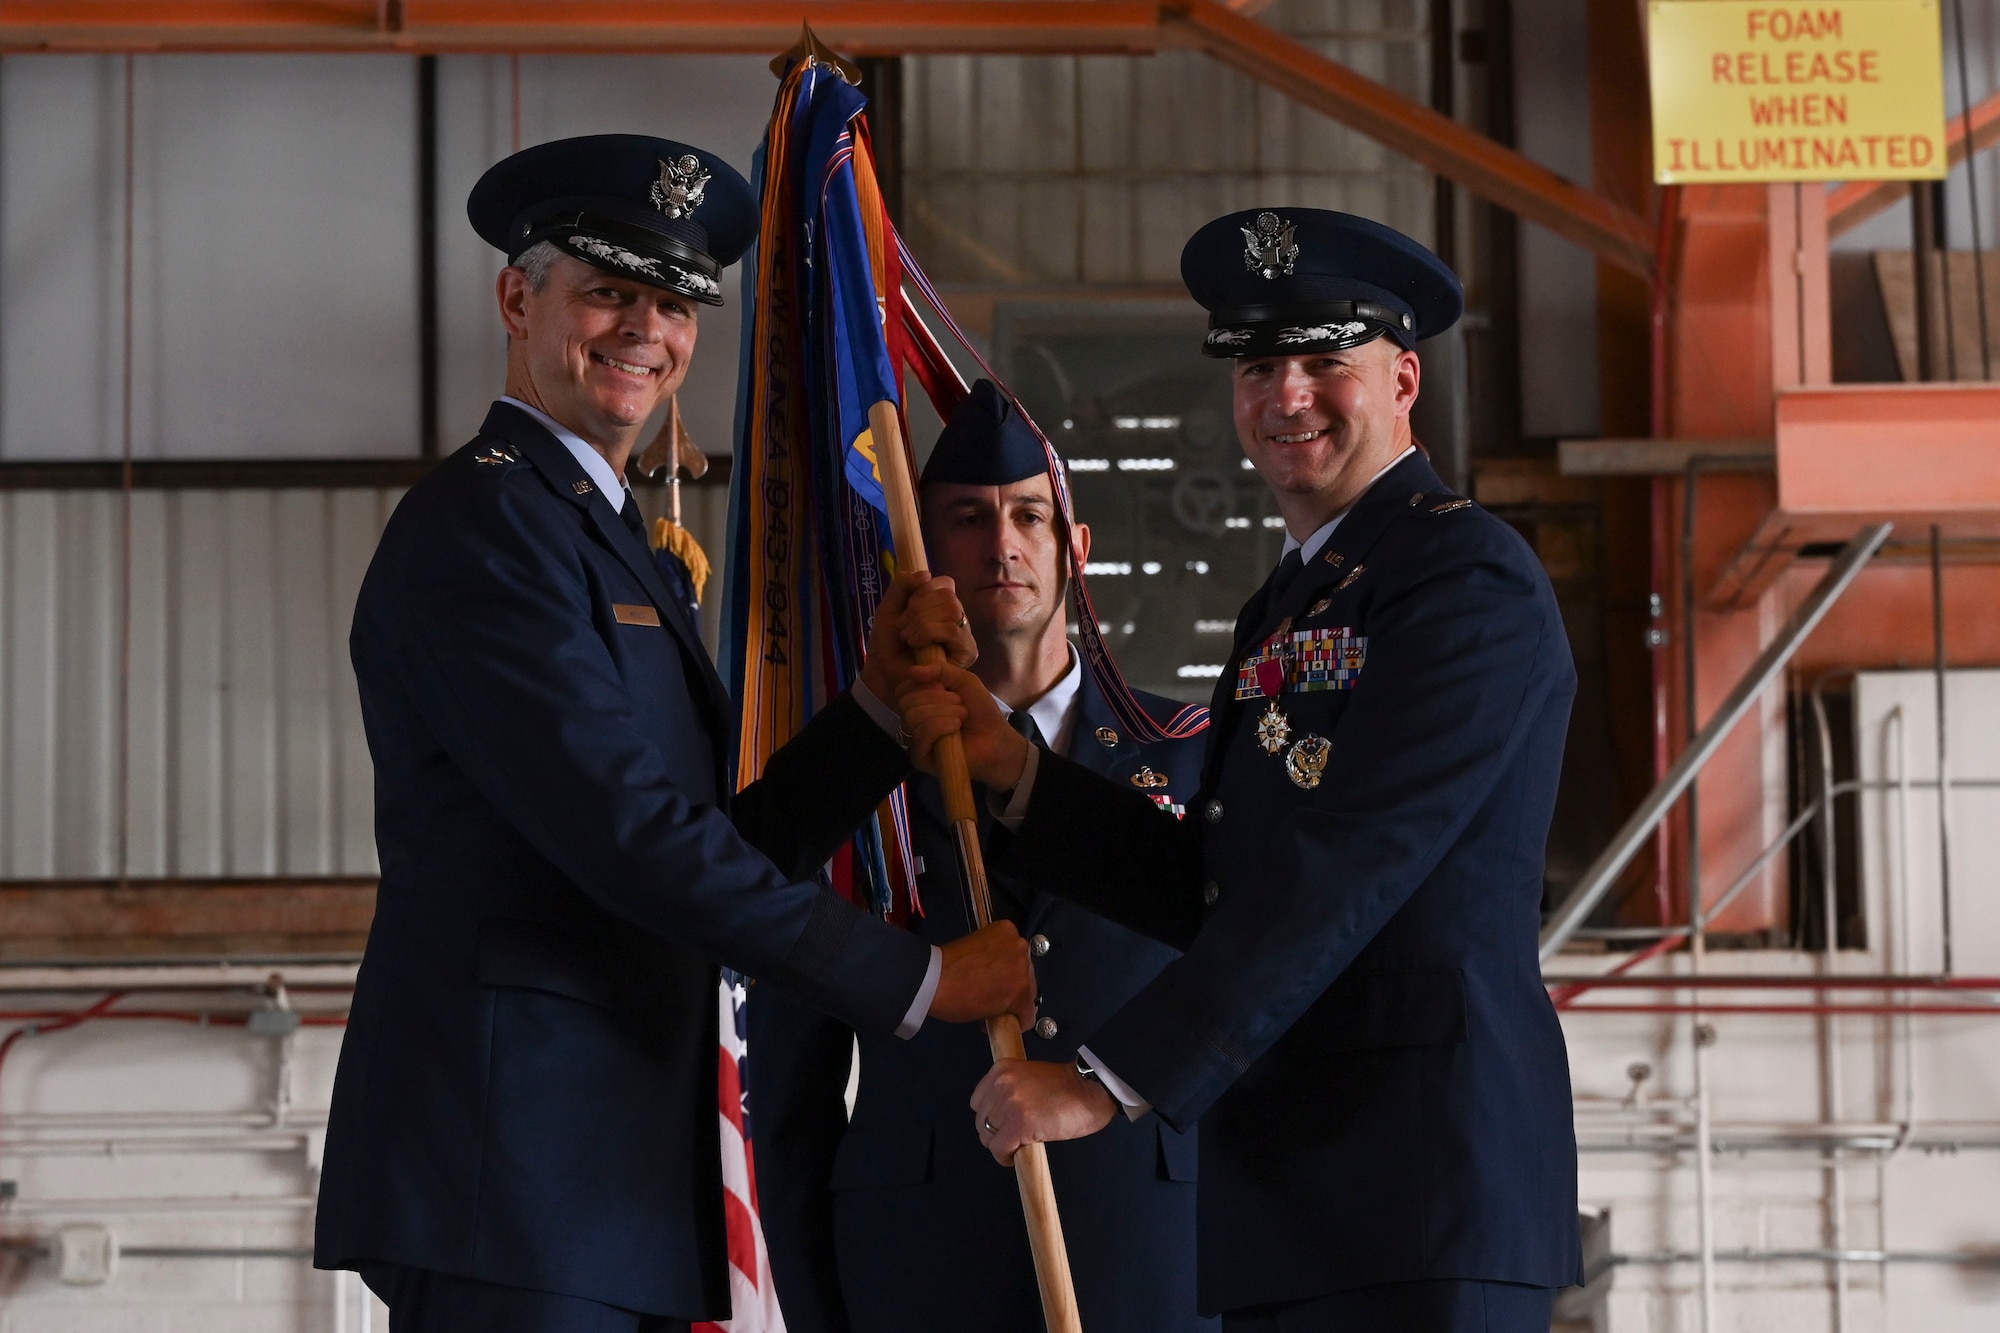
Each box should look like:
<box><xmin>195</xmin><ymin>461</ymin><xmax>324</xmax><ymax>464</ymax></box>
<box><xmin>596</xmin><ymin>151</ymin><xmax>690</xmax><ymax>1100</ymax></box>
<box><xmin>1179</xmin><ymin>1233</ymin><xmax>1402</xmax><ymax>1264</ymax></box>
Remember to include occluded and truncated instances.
<box><xmin>995</xmin><ymin>451</ymin><xmax>1584</xmax><ymax>1317</ymax></box>
<box><xmin>314</xmin><ymin>402</ymin><xmax>934</xmax><ymax>1324</ymax></box>
<box><xmin>749</xmin><ymin>672</ymin><xmax>1218</xmax><ymax>1333</ymax></box>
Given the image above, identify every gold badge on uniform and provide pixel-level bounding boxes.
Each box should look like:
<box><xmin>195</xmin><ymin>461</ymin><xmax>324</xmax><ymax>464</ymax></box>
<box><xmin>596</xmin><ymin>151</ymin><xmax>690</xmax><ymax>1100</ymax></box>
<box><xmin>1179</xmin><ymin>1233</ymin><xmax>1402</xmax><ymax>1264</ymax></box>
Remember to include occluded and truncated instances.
<box><xmin>1284</xmin><ymin>735</ymin><xmax>1331</xmax><ymax>790</ymax></box>
<box><xmin>1336</xmin><ymin>563</ymin><xmax>1366</xmax><ymax>590</ymax></box>
<box><xmin>1308</xmin><ymin>597</ymin><xmax>1332</xmax><ymax>618</ymax></box>
<box><xmin>1130</xmin><ymin>766</ymin><xmax>1169</xmax><ymax>789</ymax></box>
<box><xmin>1255</xmin><ymin>700</ymin><xmax>1292</xmax><ymax>754</ymax></box>
<box><xmin>1095</xmin><ymin>727</ymin><xmax>1120</xmax><ymax>747</ymax></box>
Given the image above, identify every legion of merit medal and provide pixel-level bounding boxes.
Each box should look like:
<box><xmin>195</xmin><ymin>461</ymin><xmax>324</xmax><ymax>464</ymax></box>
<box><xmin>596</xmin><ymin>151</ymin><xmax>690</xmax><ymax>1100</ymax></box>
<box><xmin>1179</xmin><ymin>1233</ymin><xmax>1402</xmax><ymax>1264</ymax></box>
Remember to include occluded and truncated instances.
<box><xmin>1256</xmin><ymin>700</ymin><xmax>1292</xmax><ymax>754</ymax></box>
<box><xmin>1284</xmin><ymin>734</ymin><xmax>1331</xmax><ymax>790</ymax></box>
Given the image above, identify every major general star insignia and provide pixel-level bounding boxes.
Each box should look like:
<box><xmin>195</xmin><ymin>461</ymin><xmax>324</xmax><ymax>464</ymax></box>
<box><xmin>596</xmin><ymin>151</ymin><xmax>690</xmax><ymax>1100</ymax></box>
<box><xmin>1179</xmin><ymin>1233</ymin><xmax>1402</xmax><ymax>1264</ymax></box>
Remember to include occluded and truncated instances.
<box><xmin>473</xmin><ymin>444</ymin><xmax>518</xmax><ymax>466</ymax></box>
<box><xmin>1431</xmin><ymin>497</ymin><xmax>1474</xmax><ymax>514</ymax></box>
<box><xmin>1130</xmin><ymin>766</ymin><xmax>1169</xmax><ymax>789</ymax></box>
<box><xmin>1255</xmin><ymin>700</ymin><xmax>1292</xmax><ymax>754</ymax></box>
<box><xmin>1284</xmin><ymin>734</ymin><xmax>1331</xmax><ymax>790</ymax></box>
<box><xmin>1336</xmin><ymin>563</ymin><xmax>1366</xmax><ymax>590</ymax></box>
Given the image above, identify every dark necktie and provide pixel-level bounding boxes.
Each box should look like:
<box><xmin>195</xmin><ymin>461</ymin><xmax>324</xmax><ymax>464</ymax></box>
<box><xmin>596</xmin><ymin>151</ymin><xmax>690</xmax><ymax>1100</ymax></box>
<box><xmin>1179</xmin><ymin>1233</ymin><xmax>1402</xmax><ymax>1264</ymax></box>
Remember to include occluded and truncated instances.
<box><xmin>616</xmin><ymin>488</ymin><xmax>647</xmax><ymax>545</ymax></box>
<box><xmin>1008</xmin><ymin>706</ymin><xmax>1050</xmax><ymax>754</ymax></box>
<box><xmin>1269</xmin><ymin>548</ymin><xmax>1306</xmax><ymax>606</ymax></box>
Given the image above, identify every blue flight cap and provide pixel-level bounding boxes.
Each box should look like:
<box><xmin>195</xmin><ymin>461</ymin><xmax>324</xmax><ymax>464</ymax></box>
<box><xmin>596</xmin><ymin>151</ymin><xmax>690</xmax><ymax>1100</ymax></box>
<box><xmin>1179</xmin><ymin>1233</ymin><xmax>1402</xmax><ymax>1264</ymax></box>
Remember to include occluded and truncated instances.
<box><xmin>467</xmin><ymin>134</ymin><xmax>757</xmax><ymax>307</ymax></box>
<box><xmin>1182</xmin><ymin>208</ymin><xmax>1463</xmax><ymax>358</ymax></box>
<box><xmin>920</xmin><ymin>380</ymin><xmax>1052</xmax><ymax>487</ymax></box>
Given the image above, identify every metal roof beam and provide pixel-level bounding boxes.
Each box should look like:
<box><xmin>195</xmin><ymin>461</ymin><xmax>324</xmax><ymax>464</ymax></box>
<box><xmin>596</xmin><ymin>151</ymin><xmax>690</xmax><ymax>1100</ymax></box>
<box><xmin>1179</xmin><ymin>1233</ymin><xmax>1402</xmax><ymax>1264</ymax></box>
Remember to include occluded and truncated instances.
<box><xmin>1161</xmin><ymin>0</ymin><xmax>1655</xmax><ymax>277</ymax></box>
<box><xmin>0</xmin><ymin>0</ymin><xmax>1653</xmax><ymax>274</ymax></box>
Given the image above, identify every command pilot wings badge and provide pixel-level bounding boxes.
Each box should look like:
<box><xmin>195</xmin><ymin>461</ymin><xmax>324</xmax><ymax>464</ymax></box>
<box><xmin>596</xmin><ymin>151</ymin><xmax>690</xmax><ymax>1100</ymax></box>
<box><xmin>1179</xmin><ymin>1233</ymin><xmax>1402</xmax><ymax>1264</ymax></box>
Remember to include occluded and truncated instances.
<box><xmin>651</xmin><ymin>154</ymin><xmax>710</xmax><ymax>220</ymax></box>
<box><xmin>1242</xmin><ymin>212</ymin><xmax>1299</xmax><ymax>280</ymax></box>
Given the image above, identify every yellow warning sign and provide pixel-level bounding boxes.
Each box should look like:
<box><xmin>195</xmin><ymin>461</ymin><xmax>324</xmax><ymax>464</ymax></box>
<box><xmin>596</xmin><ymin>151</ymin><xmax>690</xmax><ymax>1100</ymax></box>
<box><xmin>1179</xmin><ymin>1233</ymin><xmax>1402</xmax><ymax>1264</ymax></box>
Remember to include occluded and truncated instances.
<box><xmin>1648</xmin><ymin>2</ymin><xmax>1948</xmax><ymax>183</ymax></box>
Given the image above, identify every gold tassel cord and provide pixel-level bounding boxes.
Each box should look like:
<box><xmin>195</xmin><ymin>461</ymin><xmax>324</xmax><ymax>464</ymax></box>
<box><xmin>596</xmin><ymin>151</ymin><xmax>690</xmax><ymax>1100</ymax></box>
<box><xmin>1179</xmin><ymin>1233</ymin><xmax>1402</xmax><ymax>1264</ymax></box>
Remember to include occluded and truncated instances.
<box><xmin>652</xmin><ymin>513</ymin><xmax>712</xmax><ymax>603</ymax></box>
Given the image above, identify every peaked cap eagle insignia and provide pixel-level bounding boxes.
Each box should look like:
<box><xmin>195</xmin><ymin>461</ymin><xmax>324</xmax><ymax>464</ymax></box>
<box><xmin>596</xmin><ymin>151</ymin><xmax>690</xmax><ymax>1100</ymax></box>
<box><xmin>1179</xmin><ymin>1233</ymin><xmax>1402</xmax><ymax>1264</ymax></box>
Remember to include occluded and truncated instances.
<box><xmin>1242</xmin><ymin>211</ymin><xmax>1299</xmax><ymax>280</ymax></box>
<box><xmin>651</xmin><ymin>154</ymin><xmax>710</xmax><ymax>221</ymax></box>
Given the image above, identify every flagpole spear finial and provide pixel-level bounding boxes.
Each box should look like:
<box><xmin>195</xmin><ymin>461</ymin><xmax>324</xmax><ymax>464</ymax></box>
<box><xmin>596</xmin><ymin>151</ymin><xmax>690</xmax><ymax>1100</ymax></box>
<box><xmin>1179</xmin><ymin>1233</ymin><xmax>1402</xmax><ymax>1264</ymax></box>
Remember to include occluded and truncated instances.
<box><xmin>770</xmin><ymin>21</ymin><xmax>863</xmax><ymax>84</ymax></box>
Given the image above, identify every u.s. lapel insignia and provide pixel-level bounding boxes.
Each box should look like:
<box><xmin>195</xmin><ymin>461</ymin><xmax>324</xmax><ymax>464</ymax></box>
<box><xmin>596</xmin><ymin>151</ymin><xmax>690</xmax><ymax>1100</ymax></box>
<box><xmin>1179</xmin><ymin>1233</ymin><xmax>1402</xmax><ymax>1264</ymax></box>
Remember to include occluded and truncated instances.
<box><xmin>1284</xmin><ymin>734</ymin><xmax>1331</xmax><ymax>790</ymax></box>
<box><xmin>473</xmin><ymin>444</ymin><xmax>518</xmax><ymax>466</ymax></box>
<box><xmin>1255</xmin><ymin>700</ymin><xmax>1292</xmax><ymax>755</ymax></box>
<box><xmin>1130</xmin><ymin>766</ymin><xmax>1169</xmax><ymax>789</ymax></box>
<box><xmin>1308</xmin><ymin>597</ymin><xmax>1333</xmax><ymax>618</ymax></box>
<box><xmin>1095</xmin><ymin>726</ymin><xmax>1119</xmax><ymax>747</ymax></box>
<box><xmin>1336</xmin><ymin>563</ymin><xmax>1366</xmax><ymax>590</ymax></box>
<box><xmin>573</xmin><ymin>480</ymin><xmax>595</xmax><ymax>495</ymax></box>
<box><xmin>1322</xmin><ymin>549</ymin><xmax>1344</xmax><ymax>568</ymax></box>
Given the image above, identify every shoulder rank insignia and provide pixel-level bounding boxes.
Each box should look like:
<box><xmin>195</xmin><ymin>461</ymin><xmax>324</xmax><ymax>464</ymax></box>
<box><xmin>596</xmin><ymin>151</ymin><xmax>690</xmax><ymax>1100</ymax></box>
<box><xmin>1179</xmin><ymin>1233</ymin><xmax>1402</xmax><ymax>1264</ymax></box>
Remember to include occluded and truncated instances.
<box><xmin>1255</xmin><ymin>700</ymin><xmax>1292</xmax><ymax>754</ymax></box>
<box><xmin>1284</xmin><ymin>735</ymin><xmax>1331</xmax><ymax>790</ymax></box>
<box><xmin>1095</xmin><ymin>726</ymin><xmax>1119</xmax><ymax>747</ymax></box>
<box><xmin>1431</xmin><ymin>497</ymin><xmax>1474</xmax><ymax>514</ymax></box>
<box><xmin>1130</xmin><ymin>766</ymin><xmax>1169</xmax><ymax>789</ymax></box>
<box><xmin>473</xmin><ymin>444</ymin><xmax>519</xmax><ymax>466</ymax></box>
<box><xmin>1336</xmin><ymin>563</ymin><xmax>1366</xmax><ymax>590</ymax></box>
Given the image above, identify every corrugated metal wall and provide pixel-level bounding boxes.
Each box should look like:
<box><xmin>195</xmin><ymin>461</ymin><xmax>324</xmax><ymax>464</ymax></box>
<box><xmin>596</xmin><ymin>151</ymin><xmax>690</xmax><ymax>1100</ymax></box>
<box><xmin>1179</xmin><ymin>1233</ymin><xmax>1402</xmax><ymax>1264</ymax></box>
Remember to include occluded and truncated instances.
<box><xmin>901</xmin><ymin>0</ymin><xmax>1434</xmax><ymax>285</ymax></box>
<box><xmin>0</xmin><ymin>488</ymin><xmax>399</xmax><ymax>879</ymax></box>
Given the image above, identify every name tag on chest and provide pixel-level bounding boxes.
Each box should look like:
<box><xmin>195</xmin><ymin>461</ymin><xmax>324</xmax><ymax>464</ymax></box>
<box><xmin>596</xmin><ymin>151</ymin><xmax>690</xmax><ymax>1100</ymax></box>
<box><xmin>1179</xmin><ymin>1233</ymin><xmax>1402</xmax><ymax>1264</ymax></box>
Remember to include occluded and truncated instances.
<box><xmin>613</xmin><ymin>603</ymin><xmax>662</xmax><ymax>627</ymax></box>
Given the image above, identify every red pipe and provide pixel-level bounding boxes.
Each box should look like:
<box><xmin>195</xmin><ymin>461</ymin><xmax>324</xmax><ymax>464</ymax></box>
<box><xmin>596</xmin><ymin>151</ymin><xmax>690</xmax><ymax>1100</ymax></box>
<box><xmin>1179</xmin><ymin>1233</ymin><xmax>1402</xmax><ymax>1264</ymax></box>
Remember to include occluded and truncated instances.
<box><xmin>1565</xmin><ymin>1003</ymin><xmax>2000</xmax><ymax>1017</ymax></box>
<box><xmin>1547</xmin><ymin>975</ymin><xmax>2000</xmax><ymax>991</ymax></box>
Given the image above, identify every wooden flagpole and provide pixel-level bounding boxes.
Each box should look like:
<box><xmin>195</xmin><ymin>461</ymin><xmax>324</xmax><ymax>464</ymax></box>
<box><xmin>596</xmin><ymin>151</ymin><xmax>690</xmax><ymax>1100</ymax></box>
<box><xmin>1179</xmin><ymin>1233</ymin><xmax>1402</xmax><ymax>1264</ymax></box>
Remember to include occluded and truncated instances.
<box><xmin>866</xmin><ymin>398</ymin><xmax>1084</xmax><ymax>1333</ymax></box>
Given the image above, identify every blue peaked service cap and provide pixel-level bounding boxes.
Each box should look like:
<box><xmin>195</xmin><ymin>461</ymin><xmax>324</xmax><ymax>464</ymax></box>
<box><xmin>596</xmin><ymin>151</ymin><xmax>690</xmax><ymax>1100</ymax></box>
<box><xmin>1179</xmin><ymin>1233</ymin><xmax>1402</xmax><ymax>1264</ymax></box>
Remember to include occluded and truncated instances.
<box><xmin>468</xmin><ymin>134</ymin><xmax>757</xmax><ymax>307</ymax></box>
<box><xmin>1183</xmin><ymin>208</ymin><xmax>1463</xmax><ymax>358</ymax></box>
<box><xmin>921</xmin><ymin>380</ymin><xmax>1051</xmax><ymax>487</ymax></box>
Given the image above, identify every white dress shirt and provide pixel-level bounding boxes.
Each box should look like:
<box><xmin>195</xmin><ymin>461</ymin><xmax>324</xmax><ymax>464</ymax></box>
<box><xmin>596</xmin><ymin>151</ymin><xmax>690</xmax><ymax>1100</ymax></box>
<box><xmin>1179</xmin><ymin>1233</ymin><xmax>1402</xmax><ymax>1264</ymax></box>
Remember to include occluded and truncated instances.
<box><xmin>501</xmin><ymin>396</ymin><xmax>634</xmax><ymax>511</ymax></box>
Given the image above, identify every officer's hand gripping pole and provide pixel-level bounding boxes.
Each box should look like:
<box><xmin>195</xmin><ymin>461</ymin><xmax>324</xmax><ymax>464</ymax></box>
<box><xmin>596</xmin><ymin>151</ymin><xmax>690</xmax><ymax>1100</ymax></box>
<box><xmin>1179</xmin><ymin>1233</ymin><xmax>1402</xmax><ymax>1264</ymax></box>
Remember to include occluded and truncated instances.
<box><xmin>867</xmin><ymin>399</ymin><xmax>1085</xmax><ymax>1333</ymax></box>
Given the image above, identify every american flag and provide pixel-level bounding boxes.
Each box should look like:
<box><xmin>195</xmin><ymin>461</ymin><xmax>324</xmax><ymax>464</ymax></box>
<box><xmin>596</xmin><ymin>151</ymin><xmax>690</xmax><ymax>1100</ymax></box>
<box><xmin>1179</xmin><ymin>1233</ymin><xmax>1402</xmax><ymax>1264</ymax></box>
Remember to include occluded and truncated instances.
<box><xmin>693</xmin><ymin>969</ymin><xmax>787</xmax><ymax>1333</ymax></box>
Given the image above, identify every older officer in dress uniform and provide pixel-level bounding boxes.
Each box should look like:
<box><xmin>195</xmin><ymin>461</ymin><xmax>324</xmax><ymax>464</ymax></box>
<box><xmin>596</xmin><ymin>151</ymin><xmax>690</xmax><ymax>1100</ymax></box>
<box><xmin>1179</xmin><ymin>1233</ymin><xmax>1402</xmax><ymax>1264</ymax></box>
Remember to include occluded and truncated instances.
<box><xmin>903</xmin><ymin>209</ymin><xmax>1583</xmax><ymax>1333</ymax></box>
<box><xmin>748</xmin><ymin>382</ymin><xmax>1215</xmax><ymax>1333</ymax></box>
<box><xmin>313</xmin><ymin>136</ymin><xmax>1036</xmax><ymax>1333</ymax></box>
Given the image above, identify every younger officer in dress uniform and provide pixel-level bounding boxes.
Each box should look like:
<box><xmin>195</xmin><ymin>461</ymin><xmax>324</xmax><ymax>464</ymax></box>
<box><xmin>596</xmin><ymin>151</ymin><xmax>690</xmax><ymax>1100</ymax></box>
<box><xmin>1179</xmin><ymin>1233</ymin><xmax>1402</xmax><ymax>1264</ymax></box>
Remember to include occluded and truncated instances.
<box><xmin>749</xmin><ymin>382</ymin><xmax>1217</xmax><ymax>1333</ymax></box>
<box><xmin>904</xmin><ymin>210</ymin><xmax>1584</xmax><ymax>1333</ymax></box>
<box><xmin>312</xmin><ymin>136</ymin><xmax>1036</xmax><ymax>1333</ymax></box>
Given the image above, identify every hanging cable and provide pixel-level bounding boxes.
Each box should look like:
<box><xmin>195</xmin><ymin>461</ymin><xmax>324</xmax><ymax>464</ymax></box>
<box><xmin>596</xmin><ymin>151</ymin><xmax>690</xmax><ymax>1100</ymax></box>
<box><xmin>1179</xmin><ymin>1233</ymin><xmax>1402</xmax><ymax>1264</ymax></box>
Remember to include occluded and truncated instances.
<box><xmin>117</xmin><ymin>54</ymin><xmax>136</xmax><ymax>892</ymax></box>
<box><xmin>1948</xmin><ymin>0</ymin><xmax>1991</xmax><ymax>379</ymax></box>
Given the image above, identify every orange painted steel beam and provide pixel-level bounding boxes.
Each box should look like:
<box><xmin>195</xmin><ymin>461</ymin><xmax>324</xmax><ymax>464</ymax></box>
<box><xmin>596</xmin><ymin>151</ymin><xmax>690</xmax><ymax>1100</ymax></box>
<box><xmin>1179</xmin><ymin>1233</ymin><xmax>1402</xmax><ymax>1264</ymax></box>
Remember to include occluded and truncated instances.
<box><xmin>1829</xmin><ymin>86</ymin><xmax>2000</xmax><ymax>236</ymax></box>
<box><xmin>1707</xmin><ymin>382</ymin><xmax>2000</xmax><ymax>608</ymax></box>
<box><xmin>0</xmin><ymin>1</ymin><xmax>1167</xmax><ymax>55</ymax></box>
<box><xmin>1161</xmin><ymin>0</ymin><xmax>1655</xmax><ymax>276</ymax></box>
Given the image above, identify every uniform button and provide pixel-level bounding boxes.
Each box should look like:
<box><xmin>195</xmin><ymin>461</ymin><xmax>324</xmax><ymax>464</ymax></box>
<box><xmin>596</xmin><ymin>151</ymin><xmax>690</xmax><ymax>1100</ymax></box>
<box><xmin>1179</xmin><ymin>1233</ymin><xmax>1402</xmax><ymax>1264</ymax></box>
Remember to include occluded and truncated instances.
<box><xmin>1202</xmin><ymin>880</ymin><xmax>1221</xmax><ymax>906</ymax></box>
<box><xmin>1203</xmin><ymin>798</ymin><xmax>1224</xmax><ymax>824</ymax></box>
<box><xmin>1036</xmin><ymin>1016</ymin><xmax>1060</xmax><ymax>1040</ymax></box>
<box><xmin>1030</xmin><ymin>933</ymin><xmax>1051</xmax><ymax>957</ymax></box>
